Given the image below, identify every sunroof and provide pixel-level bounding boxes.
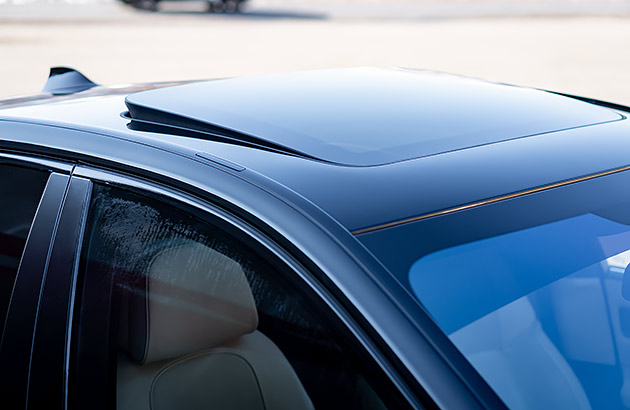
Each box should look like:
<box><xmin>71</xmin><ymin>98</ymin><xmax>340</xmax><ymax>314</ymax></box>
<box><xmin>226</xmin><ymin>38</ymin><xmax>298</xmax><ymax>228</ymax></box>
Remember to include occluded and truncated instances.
<box><xmin>125</xmin><ymin>68</ymin><xmax>623</xmax><ymax>166</ymax></box>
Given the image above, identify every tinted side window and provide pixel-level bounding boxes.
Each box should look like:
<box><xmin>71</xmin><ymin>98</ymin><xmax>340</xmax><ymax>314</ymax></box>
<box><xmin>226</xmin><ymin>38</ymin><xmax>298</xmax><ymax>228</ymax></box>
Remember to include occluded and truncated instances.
<box><xmin>0</xmin><ymin>164</ymin><xmax>48</xmax><ymax>337</ymax></box>
<box><xmin>71</xmin><ymin>185</ymin><xmax>408</xmax><ymax>410</ymax></box>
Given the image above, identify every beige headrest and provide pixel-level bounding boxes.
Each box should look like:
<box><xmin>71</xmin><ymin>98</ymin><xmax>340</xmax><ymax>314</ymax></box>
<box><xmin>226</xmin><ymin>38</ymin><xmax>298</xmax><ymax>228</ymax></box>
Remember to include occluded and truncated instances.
<box><xmin>119</xmin><ymin>241</ymin><xmax>259</xmax><ymax>364</ymax></box>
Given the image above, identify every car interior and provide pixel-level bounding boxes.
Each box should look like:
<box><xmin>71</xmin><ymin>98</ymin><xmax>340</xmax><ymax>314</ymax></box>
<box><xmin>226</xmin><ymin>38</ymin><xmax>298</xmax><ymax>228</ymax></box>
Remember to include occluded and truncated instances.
<box><xmin>116</xmin><ymin>240</ymin><xmax>314</xmax><ymax>410</ymax></box>
<box><xmin>413</xmin><ymin>211</ymin><xmax>630</xmax><ymax>410</ymax></box>
<box><xmin>74</xmin><ymin>185</ymin><xmax>399</xmax><ymax>410</ymax></box>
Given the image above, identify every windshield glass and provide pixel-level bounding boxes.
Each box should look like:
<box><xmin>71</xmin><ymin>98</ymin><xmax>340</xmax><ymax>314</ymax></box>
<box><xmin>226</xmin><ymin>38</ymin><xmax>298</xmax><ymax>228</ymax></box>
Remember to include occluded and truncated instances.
<box><xmin>411</xmin><ymin>213</ymin><xmax>630</xmax><ymax>409</ymax></box>
<box><xmin>359</xmin><ymin>169</ymin><xmax>630</xmax><ymax>409</ymax></box>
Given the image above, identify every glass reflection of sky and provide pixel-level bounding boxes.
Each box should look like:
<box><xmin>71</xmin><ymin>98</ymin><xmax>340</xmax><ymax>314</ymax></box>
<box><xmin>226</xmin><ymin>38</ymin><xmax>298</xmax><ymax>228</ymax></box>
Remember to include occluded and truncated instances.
<box><xmin>410</xmin><ymin>213</ymin><xmax>630</xmax><ymax>409</ymax></box>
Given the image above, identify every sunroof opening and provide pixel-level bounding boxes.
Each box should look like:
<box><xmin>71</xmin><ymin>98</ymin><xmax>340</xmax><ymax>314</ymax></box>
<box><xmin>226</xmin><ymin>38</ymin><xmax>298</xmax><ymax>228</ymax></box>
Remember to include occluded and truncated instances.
<box><xmin>125</xmin><ymin>68</ymin><xmax>623</xmax><ymax>166</ymax></box>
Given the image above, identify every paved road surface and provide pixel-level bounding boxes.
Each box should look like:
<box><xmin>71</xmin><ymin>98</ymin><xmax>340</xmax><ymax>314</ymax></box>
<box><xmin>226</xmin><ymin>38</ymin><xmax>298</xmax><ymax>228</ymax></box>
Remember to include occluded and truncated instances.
<box><xmin>1</xmin><ymin>0</ymin><xmax>630</xmax><ymax>105</ymax></box>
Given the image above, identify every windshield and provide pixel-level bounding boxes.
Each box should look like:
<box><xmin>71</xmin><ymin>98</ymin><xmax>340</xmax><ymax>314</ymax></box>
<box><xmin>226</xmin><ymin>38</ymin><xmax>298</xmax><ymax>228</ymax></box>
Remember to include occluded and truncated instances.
<box><xmin>358</xmin><ymin>169</ymin><xmax>630</xmax><ymax>409</ymax></box>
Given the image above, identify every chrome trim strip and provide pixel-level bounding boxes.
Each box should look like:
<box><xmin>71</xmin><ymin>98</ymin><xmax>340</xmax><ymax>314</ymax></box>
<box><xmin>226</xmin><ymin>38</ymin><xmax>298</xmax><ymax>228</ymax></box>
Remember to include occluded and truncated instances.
<box><xmin>353</xmin><ymin>164</ymin><xmax>630</xmax><ymax>235</ymax></box>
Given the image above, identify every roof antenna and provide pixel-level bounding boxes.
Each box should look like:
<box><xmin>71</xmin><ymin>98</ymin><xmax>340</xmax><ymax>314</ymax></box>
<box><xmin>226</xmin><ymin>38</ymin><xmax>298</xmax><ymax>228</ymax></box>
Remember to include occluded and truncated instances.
<box><xmin>41</xmin><ymin>67</ymin><xmax>98</xmax><ymax>95</ymax></box>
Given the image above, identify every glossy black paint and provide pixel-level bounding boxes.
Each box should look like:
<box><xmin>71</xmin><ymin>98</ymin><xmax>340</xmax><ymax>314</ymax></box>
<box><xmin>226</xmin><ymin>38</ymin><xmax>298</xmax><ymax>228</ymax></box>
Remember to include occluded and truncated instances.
<box><xmin>27</xmin><ymin>176</ymin><xmax>92</xmax><ymax>410</ymax></box>
<box><xmin>2</xmin><ymin>69</ymin><xmax>629</xmax><ymax>409</ymax></box>
<box><xmin>358</xmin><ymin>166</ymin><xmax>630</xmax><ymax>281</ymax></box>
<box><xmin>2</xmin><ymin>90</ymin><xmax>630</xmax><ymax>234</ymax></box>
<box><xmin>0</xmin><ymin>173</ymin><xmax>69</xmax><ymax>409</ymax></box>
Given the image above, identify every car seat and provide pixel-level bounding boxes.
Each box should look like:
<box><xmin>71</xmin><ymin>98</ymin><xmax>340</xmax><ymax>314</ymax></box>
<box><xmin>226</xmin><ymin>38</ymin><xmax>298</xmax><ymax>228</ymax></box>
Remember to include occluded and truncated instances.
<box><xmin>116</xmin><ymin>241</ymin><xmax>314</xmax><ymax>410</ymax></box>
<box><xmin>450</xmin><ymin>296</ymin><xmax>591</xmax><ymax>410</ymax></box>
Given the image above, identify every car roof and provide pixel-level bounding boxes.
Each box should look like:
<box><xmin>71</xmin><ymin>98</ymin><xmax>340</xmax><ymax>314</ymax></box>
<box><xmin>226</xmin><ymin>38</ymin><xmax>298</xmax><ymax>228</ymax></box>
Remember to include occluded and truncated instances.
<box><xmin>125</xmin><ymin>68</ymin><xmax>620</xmax><ymax>166</ymax></box>
<box><xmin>1</xmin><ymin>68</ymin><xmax>630</xmax><ymax>234</ymax></box>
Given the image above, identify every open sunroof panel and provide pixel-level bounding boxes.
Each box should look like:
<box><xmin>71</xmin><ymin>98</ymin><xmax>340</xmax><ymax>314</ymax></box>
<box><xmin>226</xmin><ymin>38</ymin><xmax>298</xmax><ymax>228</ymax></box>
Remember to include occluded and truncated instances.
<box><xmin>125</xmin><ymin>68</ymin><xmax>623</xmax><ymax>166</ymax></box>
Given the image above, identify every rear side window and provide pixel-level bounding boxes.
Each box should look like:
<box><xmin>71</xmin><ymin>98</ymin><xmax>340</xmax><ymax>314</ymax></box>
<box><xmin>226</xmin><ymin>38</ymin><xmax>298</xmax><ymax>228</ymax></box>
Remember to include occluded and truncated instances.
<box><xmin>70</xmin><ymin>184</ymin><xmax>409</xmax><ymax>410</ymax></box>
<box><xmin>0</xmin><ymin>164</ymin><xmax>48</xmax><ymax>337</ymax></box>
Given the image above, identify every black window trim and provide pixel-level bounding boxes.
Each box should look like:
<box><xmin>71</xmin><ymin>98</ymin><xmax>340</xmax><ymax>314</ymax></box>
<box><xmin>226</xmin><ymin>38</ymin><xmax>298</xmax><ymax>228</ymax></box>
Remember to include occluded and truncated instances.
<box><xmin>0</xmin><ymin>152</ymin><xmax>78</xmax><ymax>410</ymax></box>
<box><xmin>0</xmin><ymin>151</ymin><xmax>74</xmax><ymax>175</ymax></box>
<box><xmin>0</xmin><ymin>168</ymin><xmax>71</xmax><ymax>409</ymax></box>
<box><xmin>69</xmin><ymin>165</ymin><xmax>425</xmax><ymax>410</ymax></box>
<box><xmin>27</xmin><ymin>176</ymin><xmax>92</xmax><ymax>410</ymax></box>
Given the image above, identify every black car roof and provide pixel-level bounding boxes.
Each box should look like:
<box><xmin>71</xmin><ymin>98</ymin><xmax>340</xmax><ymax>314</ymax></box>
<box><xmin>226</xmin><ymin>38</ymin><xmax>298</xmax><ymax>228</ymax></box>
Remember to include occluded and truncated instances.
<box><xmin>1</xmin><ymin>68</ymin><xmax>630</xmax><ymax>234</ymax></box>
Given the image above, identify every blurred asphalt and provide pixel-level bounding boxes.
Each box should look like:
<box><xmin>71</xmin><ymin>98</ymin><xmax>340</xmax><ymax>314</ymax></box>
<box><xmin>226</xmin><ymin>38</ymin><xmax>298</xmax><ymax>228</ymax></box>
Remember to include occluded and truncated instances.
<box><xmin>1</xmin><ymin>0</ymin><xmax>630</xmax><ymax>104</ymax></box>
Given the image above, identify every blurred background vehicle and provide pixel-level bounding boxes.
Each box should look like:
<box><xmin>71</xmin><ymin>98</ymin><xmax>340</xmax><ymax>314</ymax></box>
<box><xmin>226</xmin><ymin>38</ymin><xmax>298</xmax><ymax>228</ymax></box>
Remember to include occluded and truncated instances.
<box><xmin>1</xmin><ymin>0</ymin><xmax>630</xmax><ymax>108</ymax></box>
<box><xmin>119</xmin><ymin>0</ymin><xmax>246</xmax><ymax>13</ymax></box>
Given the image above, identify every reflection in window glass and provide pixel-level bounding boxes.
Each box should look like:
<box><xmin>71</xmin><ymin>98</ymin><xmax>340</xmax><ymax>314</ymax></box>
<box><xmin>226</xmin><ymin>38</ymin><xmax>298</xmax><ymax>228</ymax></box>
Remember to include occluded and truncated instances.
<box><xmin>410</xmin><ymin>212</ymin><xmax>630</xmax><ymax>410</ymax></box>
<box><xmin>0</xmin><ymin>165</ymin><xmax>48</xmax><ymax>337</ymax></box>
<box><xmin>72</xmin><ymin>185</ymin><xmax>405</xmax><ymax>410</ymax></box>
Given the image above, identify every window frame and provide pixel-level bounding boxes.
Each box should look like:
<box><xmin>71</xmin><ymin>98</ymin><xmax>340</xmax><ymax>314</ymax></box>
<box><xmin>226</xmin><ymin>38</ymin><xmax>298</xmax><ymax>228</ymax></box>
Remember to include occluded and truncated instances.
<box><xmin>1</xmin><ymin>120</ymin><xmax>502</xmax><ymax>409</ymax></box>
<box><xmin>27</xmin><ymin>176</ymin><xmax>92</xmax><ymax>410</ymax></box>
<box><xmin>0</xmin><ymin>153</ymin><xmax>74</xmax><ymax>410</ymax></box>
<box><xmin>60</xmin><ymin>166</ymin><xmax>424</xmax><ymax>410</ymax></box>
